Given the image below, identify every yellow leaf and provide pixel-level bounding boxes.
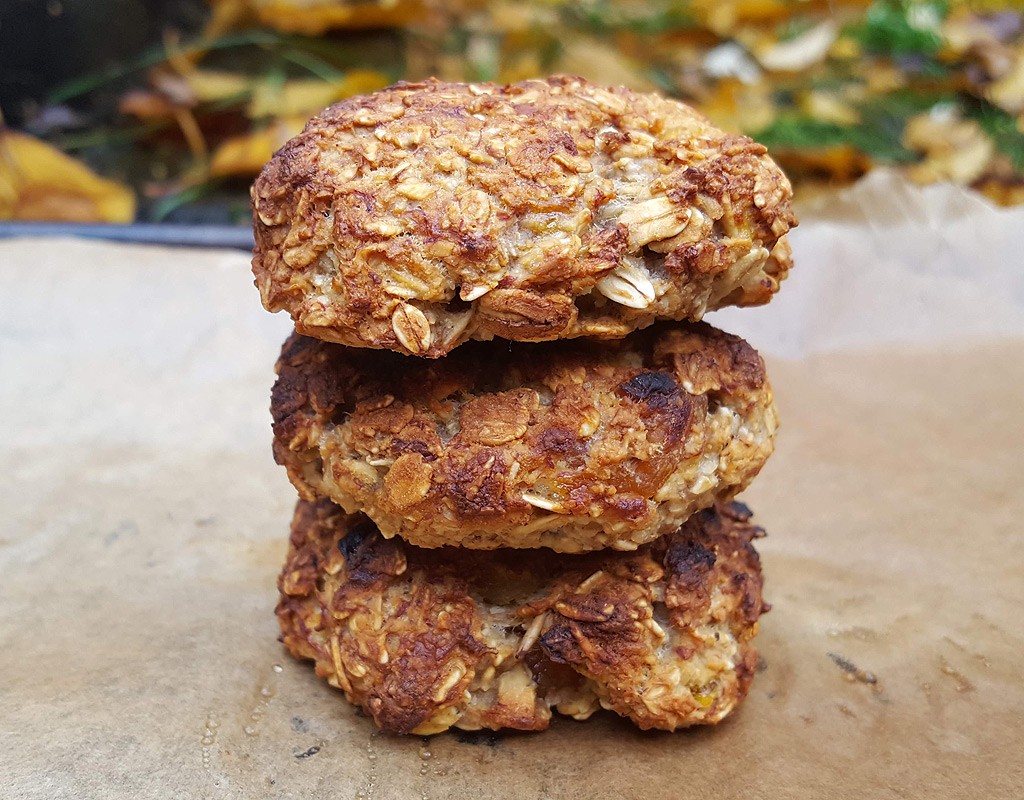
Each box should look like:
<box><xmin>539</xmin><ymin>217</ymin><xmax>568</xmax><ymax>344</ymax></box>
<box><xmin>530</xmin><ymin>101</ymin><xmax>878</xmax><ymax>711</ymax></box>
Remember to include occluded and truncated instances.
<box><xmin>987</xmin><ymin>48</ymin><xmax>1024</xmax><ymax>115</ymax></box>
<box><xmin>697</xmin><ymin>79</ymin><xmax>776</xmax><ymax>135</ymax></box>
<box><xmin>799</xmin><ymin>90</ymin><xmax>861</xmax><ymax>127</ymax></box>
<box><xmin>246</xmin><ymin>70</ymin><xmax>391</xmax><ymax>119</ymax></box>
<box><xmin>0</xmin><ymin>129</ymin><xmax>136</xmax><ymax>223</ymax></box>
<box><xmin>334</xmin><ymin>69</ymin><xmax>395</xmax><ymax>100</ymax></box>
<box><xmin>247</xmin><ymin>79</ymin><xmax>340</xmax><ymax>120</ymax></box>
<box><xmin>208</xmin><ymin>117</ymin><xmax>307</xmax><ymax>177</ymax></box>
<box><xmin>179</xmin><ymin>69</ymin><xmax>253</xmax><ymax>104</ymax></box>
<box><xmin>208</xmin><ymin>0</ymin><xmax>425</xmax><ymax>35</ymax></box>
<box><xmin>690</xmin><ymin>0</ymin><xmax>792</xmax><ymax>35</ymax></box>
<box><xmin>547</xmin><ymin>35</ymin><xmax>657</xmax><ymax>92</ymax></box>
<box><xmin>904</xmin><ymin>112</ymin><xmax>995</xmax><ymax>185</ymax></box>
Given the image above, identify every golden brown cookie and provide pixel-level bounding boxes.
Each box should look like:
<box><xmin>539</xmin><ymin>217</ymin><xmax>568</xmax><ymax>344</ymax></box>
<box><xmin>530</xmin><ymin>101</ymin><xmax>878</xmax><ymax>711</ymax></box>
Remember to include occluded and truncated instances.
<box><xmin>271</xmin><ymin>321</ymin><xmax>777</xmax><ymax>552</ymax></box>
<box><xmin>252</xmin><ymin>76</ymin><xmax>796</xmax><ymax>357</ymax></box>
<box><xmin>277</xmin><ymin>498</ymin><xmax>769</xmax><ymax>734</ymax></box>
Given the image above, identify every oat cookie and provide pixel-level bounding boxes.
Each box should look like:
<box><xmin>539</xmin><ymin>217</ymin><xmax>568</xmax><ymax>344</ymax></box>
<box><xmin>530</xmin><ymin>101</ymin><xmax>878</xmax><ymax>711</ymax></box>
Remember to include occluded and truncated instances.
<box><xmin>277</xmin><ymin>498</ymin><xmax>769</xmax><ymax>733</ymax></box>
<box><xmin>252</xmin><ymin>76</ymin><xmax>796</xmax><ymax>356</ymax></box>
<box><xmin>272</xmin><ymin>321</ymin><xmax>777</xmax><ymax>552</ymax></box>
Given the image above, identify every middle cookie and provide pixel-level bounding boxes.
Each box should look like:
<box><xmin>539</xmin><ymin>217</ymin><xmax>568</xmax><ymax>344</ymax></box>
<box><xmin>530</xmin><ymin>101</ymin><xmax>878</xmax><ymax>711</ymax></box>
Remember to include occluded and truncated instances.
<box><xmin>272</xmin><ymin>321</ymin><xmax>777</xmax><ymax>553</ymax></box>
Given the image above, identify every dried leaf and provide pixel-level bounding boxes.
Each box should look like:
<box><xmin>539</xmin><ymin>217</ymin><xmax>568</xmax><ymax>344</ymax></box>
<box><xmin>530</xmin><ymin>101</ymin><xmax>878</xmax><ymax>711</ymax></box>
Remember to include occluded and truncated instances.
<box><xmin>178</xmin><ymin>69</ymin><xmax>253</xmax><ymax>104</ymax></box>
<box><xmin>544</xmin><ymin>35</ymin><xmax>657</xmax><ymax>92</ymax></box>
<box><xmin>208</xmin><ymin>117</ymin><xmax>307</xmax><ymax>177</ymax></box>
<box><xmin>904</xmin><ymin>109</ymin><xmax>996</xmax><ymax>184</ymax></box>
<box><xmin>246</xmin><ymin>70</ymin><xmax>391</xmax><ymax>118</ymax></box>
<box><xmin>118</xmin><ymin>89</ymin><xmax>178</xmax><ymax>121</ymax></box>
<box><xmin>753</xmin><ymin>21</ymin><xmax>838</xmax><ymax>71</ymax></box>
<box><xmin>987</xmin><ymin>48</ymin><xmax>1024</xmax><ymax>114</ymax></box>
<box><xmin>210</xmin><ymin>0</ymin><xmax>425</xmax><ymax>35</ymax></box>
<box><xmin>0</xmin><ymin>130</ymin><xmax>135</xmax><ymax>222</ymax></box>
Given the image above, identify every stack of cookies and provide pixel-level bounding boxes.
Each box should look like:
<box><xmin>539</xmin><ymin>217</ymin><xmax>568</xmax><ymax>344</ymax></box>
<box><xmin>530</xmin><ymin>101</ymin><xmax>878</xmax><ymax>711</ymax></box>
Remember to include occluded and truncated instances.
<box><xmin>251</xmin><ymin>77</ymin><xmax>796</xmax><ymax>735</ymax></box>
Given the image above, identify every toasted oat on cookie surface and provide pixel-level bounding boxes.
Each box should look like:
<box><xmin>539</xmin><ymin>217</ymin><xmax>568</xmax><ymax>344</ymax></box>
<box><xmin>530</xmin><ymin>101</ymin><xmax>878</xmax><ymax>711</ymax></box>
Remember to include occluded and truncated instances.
<box><xmin>277</xmin><ymin>497</ymin><xmax>768</xmax><ymax>734</ymax></box>
<box><xmin>252</xmin><ymin>76</ymin><xmax>796</xmax><ymax>357</ymax></box>
<box><xmin>272</xmin><ymin>321</ymin><xmax>777</xmax><ymax>552</ymax></box>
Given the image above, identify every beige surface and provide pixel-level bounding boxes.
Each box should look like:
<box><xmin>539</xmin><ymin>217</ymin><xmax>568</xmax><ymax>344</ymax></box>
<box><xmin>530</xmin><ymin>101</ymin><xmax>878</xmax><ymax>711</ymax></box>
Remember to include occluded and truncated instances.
<box><xmin>1</xmin><ymin>177</ymin><xmax>1023</xmax><ymax>798</ymax></box>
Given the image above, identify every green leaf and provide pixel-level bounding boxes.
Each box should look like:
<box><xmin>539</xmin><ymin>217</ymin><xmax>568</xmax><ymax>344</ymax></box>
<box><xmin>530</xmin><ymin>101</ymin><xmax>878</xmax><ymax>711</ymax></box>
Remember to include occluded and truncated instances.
<box><xmin>858</xmin><ymin>88</ymin><xmax>958</xmax><ymax>130</ymax></box>
<box><xmin>753</xmin><ymin>117</ymin><xmax>857</xmax><ymax>150</ymax></box>
<box><xmin>751</xmin><ymin>113</ymin><xmax>916</xmax><ymax>163</ymax></box>
<box><xmin>846</xmin><ymin>0</ymin><xmax>948</xmax><ymax>58</ymax></box>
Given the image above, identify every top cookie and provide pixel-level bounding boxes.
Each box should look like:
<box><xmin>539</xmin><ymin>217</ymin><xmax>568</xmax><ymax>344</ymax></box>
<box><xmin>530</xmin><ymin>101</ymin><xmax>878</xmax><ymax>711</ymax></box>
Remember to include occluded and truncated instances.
<box><xmin>252</xmin><ymin>76</ymin><xmax>796</xmax><ymax>357</ymax></box>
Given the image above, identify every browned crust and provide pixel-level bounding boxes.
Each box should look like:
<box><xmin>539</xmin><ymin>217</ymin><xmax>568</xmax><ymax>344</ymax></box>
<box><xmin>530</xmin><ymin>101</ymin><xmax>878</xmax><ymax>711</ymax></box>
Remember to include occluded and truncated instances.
<box><xmin>277</xmin><ymin>498</ymin><xmax>769</xmax><ymax>734</ymax></box>
<box><xmin>271</xmin><ymin>321</ymin><xmax>777</xmax><ymax>552</ymax></box>
<box><xmin>252</xmin><ymin>76</ymin><xmax>797</xmax><ymax>357</ymax></box>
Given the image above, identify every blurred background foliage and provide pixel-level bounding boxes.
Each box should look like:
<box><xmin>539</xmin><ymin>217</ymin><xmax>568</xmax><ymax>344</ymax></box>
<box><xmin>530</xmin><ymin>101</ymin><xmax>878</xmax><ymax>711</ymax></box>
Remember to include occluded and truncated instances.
<box><xmin>1</xmin><ymin>0</ymin><xmax>1022</xmax><ymax>224</ymax></box>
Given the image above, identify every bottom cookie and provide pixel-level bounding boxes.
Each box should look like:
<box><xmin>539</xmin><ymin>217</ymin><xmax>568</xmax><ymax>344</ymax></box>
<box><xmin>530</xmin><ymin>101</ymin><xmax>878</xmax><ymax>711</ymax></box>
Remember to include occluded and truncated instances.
<box><xmin>276</xmin><ymin>499</ymin><xmax>769</xmax><ymax>734</ymax></box>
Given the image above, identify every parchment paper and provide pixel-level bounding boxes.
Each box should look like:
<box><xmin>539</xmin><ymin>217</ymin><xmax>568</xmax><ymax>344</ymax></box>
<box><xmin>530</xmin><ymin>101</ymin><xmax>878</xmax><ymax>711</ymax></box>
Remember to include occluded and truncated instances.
<box><xmin>2</xmin><ymin>173</ymin><xmax>1023</xmax><ymax>799</ymax></box>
